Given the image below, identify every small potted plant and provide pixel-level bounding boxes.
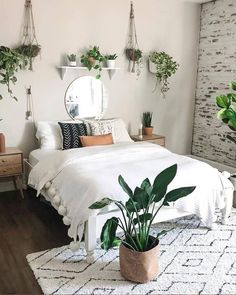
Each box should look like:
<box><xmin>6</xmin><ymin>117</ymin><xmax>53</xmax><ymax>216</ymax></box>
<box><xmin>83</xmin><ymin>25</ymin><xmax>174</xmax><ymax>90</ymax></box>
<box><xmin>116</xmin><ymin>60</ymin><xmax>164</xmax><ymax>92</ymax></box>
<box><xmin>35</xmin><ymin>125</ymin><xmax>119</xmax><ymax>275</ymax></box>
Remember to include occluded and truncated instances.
<box><xmin>105</xmin><ymin>53</ymin><xmax>118</xmax><ymax>69</ymax></box>
<box><xmin>80</xmin><ymin>46</ymin><xmax>105</xmax><ymax>79</ymax></box>
<box><xmin>149</xmin><ymin>51</ymin><xmax>179</xmax><ymax>97</ymax></box>
<box><xmin>89</xmin><ymin>164</ymin><xmax>195</xmax><ymax>283</ymax></box>
<box><xmin>143</xmin><ymin>111</ymin><xmax>153</xmax><ymax>135</ymax></box>
<box><xmin>67</xmin><ymin>53</ymin><xmax>77</xmax><ymax>66</ymax></box>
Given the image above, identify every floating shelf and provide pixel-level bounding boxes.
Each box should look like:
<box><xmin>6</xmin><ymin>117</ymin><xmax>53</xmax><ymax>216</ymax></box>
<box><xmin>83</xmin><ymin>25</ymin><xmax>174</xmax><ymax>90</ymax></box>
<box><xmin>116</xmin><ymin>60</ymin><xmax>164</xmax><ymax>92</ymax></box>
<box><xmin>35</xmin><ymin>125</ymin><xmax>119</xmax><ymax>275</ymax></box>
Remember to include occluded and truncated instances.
<box><xmin>58</xmin><ymin>66</ymin><xmax>120</xmax><ymax>80</ymax></box>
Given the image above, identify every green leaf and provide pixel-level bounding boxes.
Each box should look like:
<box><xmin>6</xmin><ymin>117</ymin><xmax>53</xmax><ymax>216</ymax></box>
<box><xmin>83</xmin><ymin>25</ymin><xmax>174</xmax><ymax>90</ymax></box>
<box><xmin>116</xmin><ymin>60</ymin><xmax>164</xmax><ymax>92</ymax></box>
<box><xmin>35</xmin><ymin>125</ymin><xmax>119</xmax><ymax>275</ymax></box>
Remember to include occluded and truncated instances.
<box><xmin>100</xmin><ymin>217</ymin><xmax>119</xmax><ymax>250</ymax></box>
<box><xmin>133</xmin><ymin>187</ymin><xmax>150</xmax><ymax>209</ymax></box>
<box><xmin>89</xmin><ymin>198</ymin><xmax>114</xmax><ymax>209</ymax></box>
<box><xmin>163</xmin><ymin>186</ymin><xmax>196</xmax><ymax>206</ymax></box>
<box><xmin>118</xmin><ymin>175</ymin><xmax>133</xmax><ymax>198</ymax></box>
<box><xmin>133</xmin><ymin>213</ymin><xmax>152</xmax><ymax>225</ymax></box>
<box><xmin>227</xmin><ymin>93</ymin><xmax>236</xmax><ymax>102</ymax></box>
<box><xmin>112</xmin><ymin>237</ymin><xmax>122</xmax><ymax>247</ymax></box>
<box><xmin>228</xmin><ymin>118</ymin><xmax>236</xmax><ymax>130</ymax></box>
<box><xmin>141</xmin><ymin>178</ymin><xmax>151</xmax><ymax>192</ymax></box>
<box><xmin>125</xmin><ymin>199</ymin><xmax>141</xmax><ymax>214</ymax></box>
<box><xmin>152</xmin><ymin>164</ymin><xmax>177</xmax><ymax>202</ymax></box>
<box><xmin>217</xmin><ymin>108</ymin><xmax>228</xmax><ymax>120</ymax></box>
<box><xmin>216</xmin><ymin>95</ymin><xmax>231</xmax><ymax>109</ymax></box>
<box><xmin>230</xmin><ymin>81</ymin><xmax>236</xmax><ymax>91</ymax></box>
<box><xmin>156</xmin><ymin>229</ymin><xmax>169</xmax><ymax>239</ymax></box>
<box><xmin>96</xmin><ymin>74</ymin><xmax>101</xmax><ymax>79</ymax></box>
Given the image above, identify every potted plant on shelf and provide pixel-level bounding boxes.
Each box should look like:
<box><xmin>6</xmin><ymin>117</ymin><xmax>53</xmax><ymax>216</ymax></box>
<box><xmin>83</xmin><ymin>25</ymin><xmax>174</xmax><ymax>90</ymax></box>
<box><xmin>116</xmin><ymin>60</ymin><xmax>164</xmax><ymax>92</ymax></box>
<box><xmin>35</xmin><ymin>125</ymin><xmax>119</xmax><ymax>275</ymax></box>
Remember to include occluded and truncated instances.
<box><xmin>143</xmin><ymin>111</ymin><xmax>153</xmax><ymax>135</ymax></box>
<box><xmin>0</xmin><ymin>46</ymin><xmax>26</xmax><ymax>101</ymax></box>
<box><xmin>125</xmin><ymin>48</ymin><xmax>143</xmax><ymax>77</ymax></box>
<box><xmin>149</xmin><ymin>51</ymin><xmax>179</xmax><ymax>97</ymax></box>
<box><xmin>89</xmin><ymin>164</ymin><xmax>196</xmax><ymax>283</ymax></box>
<box><xmin>216</xmin><ymin>81</ymin><xmax>236</xmax><ymax>207</ymax></box>
<box><xmin>80</xmin><ymin>46</ymin><xmax>105</xmax><ymax>79</ymax></box>
<box><xmin>105</xmin><ymin>53</ymin><xmax>118</xmax><ymax>69</ymax></box>
<box><xmin>67</xmin><ymin>53</ymin><xmax>77</xmax><ymax>66</ymax></box>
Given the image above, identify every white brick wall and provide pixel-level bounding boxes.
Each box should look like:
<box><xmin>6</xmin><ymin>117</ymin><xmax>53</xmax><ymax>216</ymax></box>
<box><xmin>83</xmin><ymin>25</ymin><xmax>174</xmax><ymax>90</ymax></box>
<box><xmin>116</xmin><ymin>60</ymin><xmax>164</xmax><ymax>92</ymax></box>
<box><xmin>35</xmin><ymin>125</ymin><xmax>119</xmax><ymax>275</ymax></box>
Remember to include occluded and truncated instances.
<box><xmin>192</xmin><ymin>0</ymin><xmax>236</xmax><ymax>167</ymax></box>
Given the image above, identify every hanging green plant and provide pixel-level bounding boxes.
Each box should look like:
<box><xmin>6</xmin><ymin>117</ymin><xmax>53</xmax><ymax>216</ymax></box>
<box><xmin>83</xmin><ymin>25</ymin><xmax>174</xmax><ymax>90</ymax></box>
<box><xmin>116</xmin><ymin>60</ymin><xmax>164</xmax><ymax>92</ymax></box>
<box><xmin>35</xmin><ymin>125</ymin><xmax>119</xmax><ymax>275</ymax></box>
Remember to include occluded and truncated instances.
<box><xmin>16</xmin><ymin>0</ymin><xmax>41</xmax><ymax>71</ymax></box>
<box><xmin>0</xmin><ymin>46</ymin><xmax>26</xmax><ymax>101</ymax></box>
<box><xmin>149</xmin><ymin>51</ymin><xmax>179</xmax><ymax>97</ymax></box>
<box><xmin>15</xmin><ymin>44</ymin><xmax>41</xmax><ymax>70</ymax></box>
<box><xmin>80</xmin><ymin>46</ymin><xmax>105</xmax><ymax>79</ymax></box>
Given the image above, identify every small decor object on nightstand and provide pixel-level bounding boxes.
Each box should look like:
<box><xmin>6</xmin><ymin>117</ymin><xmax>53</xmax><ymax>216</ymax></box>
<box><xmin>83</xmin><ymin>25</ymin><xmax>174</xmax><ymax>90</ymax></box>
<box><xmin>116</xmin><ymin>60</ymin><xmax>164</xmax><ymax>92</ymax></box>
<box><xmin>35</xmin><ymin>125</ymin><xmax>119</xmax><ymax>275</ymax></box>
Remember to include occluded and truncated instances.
<box><xmin>0</xmin><ymin>148</ymin><xmax>24</xmax><ymax>198</ymax></box>
<box><xmin>131</xmin><ymin>134</ymin><xmax>165</xmax><ymax>147</ymax></box>
<box><xmin>143</xmin><ymin>111</ymin><xmax>153</xmax><ymax>135</ymax></box>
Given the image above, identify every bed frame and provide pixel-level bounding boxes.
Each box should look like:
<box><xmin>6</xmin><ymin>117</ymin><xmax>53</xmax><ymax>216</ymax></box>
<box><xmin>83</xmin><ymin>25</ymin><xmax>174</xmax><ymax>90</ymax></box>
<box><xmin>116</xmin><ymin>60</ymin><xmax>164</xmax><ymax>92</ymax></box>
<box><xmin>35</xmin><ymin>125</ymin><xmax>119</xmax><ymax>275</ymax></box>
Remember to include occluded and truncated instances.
<box><xmin>24</xmin><ymin>159</ymin><xmax>234</xmax><ymax>264</ymax></box>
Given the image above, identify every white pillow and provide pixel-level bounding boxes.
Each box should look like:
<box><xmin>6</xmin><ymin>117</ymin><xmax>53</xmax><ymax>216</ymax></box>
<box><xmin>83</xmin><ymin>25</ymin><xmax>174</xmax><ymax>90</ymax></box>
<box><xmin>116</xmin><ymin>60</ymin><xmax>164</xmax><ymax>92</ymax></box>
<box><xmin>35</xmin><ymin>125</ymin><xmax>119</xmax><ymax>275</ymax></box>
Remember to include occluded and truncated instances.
<box><xmin>88</xmin><ymin>118</ymin><xmax>133</xmax><ymax>143</ymax></box>
<box><xmin>36</xmin><ymin>121</ymin><xmax>62</xmax><ymax>149</ymax></box>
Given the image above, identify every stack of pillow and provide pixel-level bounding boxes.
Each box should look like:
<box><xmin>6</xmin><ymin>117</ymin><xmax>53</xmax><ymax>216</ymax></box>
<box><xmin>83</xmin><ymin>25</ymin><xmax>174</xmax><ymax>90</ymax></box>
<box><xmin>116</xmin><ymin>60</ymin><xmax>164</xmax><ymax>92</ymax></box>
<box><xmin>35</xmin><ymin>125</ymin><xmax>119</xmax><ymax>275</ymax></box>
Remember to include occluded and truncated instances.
<box><xmin>35</xmin><ymin>118</ymin><xmax>133</xmax><ymax>150</ymax></box>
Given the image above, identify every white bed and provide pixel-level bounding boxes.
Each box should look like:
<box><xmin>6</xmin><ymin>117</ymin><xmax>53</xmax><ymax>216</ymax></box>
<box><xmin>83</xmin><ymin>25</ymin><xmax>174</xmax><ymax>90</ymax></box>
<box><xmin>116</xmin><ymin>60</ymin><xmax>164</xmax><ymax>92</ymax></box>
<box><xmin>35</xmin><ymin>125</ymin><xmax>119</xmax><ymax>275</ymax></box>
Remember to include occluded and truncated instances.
<box><xmin>28</xmin><ymin>141</ymin><xmax>234</xmax><ymax>263</ymax></box>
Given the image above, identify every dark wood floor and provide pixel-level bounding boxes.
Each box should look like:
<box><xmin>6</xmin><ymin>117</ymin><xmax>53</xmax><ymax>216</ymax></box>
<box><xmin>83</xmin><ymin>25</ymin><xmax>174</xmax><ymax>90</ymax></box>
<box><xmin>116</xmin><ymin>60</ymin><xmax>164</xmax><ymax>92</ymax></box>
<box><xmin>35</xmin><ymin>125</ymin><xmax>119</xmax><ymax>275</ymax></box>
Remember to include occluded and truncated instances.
<box><xmin>0</xmin><ymin>188</ymin><xmax>71</xmax><ymax>294</ymax></box>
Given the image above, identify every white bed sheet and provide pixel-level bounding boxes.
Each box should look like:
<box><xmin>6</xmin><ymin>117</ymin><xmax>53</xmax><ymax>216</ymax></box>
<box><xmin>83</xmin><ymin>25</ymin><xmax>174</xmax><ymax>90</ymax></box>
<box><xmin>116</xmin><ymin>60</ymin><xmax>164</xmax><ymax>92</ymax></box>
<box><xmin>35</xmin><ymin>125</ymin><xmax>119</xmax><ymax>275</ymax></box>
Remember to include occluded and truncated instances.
<box><xmin>29</xmin><ymin>149</ymin><xmax>59</xmax><ymax>166</ymax></box>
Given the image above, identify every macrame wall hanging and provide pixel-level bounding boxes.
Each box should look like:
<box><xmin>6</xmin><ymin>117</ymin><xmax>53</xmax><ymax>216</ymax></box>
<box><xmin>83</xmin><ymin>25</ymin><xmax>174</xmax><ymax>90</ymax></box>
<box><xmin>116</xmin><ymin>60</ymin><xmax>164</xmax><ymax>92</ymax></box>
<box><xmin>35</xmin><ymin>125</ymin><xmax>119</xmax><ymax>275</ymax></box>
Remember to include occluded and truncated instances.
<box><xmin>125</xmin><ymin>1</ymin><xmax>142</xmax><ymax>77</ymax></box>
<box><xmin>16</xmin><ymin>0</ymin><xmax>41</xmax><ymax>71</ymax></box>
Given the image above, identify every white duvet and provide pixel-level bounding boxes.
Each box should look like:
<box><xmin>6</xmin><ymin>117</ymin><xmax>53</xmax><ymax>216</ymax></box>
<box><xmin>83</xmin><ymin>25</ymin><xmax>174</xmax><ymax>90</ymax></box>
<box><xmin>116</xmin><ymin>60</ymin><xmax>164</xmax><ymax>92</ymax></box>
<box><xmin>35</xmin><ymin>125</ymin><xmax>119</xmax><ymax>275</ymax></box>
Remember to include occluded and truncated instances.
<box><xmin>28</xmin><ymin>142</ymin><xmax>233</xmax><ymax>241</ymax></box>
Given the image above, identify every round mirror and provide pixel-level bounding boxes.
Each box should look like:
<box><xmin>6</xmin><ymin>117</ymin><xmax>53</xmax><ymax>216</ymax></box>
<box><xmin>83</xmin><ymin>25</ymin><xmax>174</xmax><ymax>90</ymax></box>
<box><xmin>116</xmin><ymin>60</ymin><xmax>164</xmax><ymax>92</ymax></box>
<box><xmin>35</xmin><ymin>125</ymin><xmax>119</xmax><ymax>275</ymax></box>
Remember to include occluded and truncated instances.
<box><xmin>65</xmin><ymin>76</ymin><xmax>108</xmax><ymax>120</ymax></box>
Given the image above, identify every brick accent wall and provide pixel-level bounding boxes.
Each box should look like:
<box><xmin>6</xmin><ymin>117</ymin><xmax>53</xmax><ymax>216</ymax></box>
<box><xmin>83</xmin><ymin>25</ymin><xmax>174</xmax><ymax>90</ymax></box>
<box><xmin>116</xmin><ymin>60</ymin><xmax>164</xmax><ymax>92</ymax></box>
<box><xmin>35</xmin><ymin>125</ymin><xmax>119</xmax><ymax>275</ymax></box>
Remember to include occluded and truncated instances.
<box><xmin>192</xmin><ymin>0</ymin><xmax>236</xmax><ymax>167</ymax></box>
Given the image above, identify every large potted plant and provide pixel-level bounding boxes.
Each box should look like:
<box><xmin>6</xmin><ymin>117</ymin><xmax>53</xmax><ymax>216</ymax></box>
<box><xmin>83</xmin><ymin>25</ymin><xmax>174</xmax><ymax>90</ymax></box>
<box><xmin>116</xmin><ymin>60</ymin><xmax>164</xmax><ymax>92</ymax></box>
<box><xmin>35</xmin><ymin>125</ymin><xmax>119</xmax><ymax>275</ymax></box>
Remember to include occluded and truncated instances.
<box><xmin>149</xmin><ymin>51</ymin><xmax>179</xmax><ymax>97</ymax></box>
<box><xmin>216</xmin><ymin>81</ymin><xmax>236</xmax><ymax>207</ymax></box>
<box><xmin>0</xmin><ymin>46</ymin><xmax>26</xmax><ymax>101</ymax></box>
<box><xmin>80</xmin><ymin>46</ymin><xmax>105</xmax><ymax>79</ymax></box>
<box><xmin>143</xmin><ymin>111</ymin><xmax>153</xmax><ymax>135</ymax></box>
<box><xmin>89</xmin><ymin>164</ymin><xmax>195</xmax><ymax>283</ymax></box>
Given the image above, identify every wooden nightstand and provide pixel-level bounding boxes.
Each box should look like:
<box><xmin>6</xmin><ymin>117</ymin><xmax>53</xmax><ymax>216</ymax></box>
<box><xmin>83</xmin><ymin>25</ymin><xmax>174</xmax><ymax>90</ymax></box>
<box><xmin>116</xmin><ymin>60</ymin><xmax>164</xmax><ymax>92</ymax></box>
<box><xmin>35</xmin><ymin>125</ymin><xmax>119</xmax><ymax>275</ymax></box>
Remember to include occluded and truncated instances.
<box><xmin>131</xmin><ymin>134</ymin><xmax>165</xmax><ymax>147</ymax></box>
<box><xmin>0</xmin><ymin>148</ymin><xmax>24</xmax><ymax>198</ymax></box>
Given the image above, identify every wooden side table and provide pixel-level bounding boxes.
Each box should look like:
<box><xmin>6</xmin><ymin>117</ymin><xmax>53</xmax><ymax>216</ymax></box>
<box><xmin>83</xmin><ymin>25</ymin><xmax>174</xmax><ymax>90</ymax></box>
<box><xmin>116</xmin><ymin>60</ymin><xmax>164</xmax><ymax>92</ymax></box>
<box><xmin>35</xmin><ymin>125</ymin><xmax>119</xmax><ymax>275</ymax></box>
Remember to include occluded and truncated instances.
<box><xmin>131</xmin><ymin>134</ymin><xmax>165</xmax><ymax>147</ymax></box>
<box><xmin>0</xmin><ymin>148</ymin><xmax>24</xmax><ymax>198</ymax></box>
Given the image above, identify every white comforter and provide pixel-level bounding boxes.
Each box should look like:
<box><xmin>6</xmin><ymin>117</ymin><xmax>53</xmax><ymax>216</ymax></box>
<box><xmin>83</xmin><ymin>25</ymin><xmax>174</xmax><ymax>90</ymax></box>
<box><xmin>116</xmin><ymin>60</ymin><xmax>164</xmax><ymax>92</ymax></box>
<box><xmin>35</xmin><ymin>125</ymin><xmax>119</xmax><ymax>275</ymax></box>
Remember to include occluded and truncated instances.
<box><xmin>28</xmin><ymin>142</ymin><xmax>233</xmax><ymax>241</ymax></box>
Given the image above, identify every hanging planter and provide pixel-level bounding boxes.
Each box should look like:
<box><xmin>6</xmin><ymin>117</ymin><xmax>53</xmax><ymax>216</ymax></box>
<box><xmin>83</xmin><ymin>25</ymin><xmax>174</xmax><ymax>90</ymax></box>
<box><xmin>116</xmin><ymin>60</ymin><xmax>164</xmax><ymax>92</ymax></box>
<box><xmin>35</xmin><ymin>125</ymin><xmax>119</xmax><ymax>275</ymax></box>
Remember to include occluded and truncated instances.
<box><xmin>125</xmin><ymin>2</ymin><xmax>143</xmax><ymax>77</ymax></box>
<box><xmin>149</xmin><ymin>51</ymin><xmax>179</xmax><ymax>97</ymax></box>
<box><xmin>15</xmin><ymin>0</ymin><xmax>41</xmax><ymax>71</ymax></box>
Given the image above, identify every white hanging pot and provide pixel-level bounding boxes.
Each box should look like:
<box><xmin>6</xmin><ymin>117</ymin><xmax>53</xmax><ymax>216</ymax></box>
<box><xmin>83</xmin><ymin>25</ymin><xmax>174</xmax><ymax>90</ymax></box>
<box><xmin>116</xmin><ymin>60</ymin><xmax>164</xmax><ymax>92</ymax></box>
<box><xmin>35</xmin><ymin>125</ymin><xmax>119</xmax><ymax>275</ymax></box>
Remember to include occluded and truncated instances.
<box><xmin>106</xmin><ymin>60</ymin><xmax>116</xmax><ymax>69</ymax></box>
<box><xmin>149</xmin><ymin>59</ymin><xmax>157</xmax><ymax>74</ymax></box>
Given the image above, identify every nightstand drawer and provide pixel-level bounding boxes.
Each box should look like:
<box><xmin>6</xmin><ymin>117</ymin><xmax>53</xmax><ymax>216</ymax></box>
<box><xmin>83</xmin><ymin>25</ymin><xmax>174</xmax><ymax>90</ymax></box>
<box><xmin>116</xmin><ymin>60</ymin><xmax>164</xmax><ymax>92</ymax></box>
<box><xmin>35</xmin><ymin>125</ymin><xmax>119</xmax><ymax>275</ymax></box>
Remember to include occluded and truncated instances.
<box><xmin>147</xmin><ymin>138</ymin><xmax>165</xmax><ymax>146</ymax></box>
<box><xmin>0</xmin><ymin>154</ymin><xmax>22</xmax><ymax>166</ymax></box>
<box><xmin>0</xmin><ymin>164</ymin><xmax>22</xmax><ymax>176</ymax></box>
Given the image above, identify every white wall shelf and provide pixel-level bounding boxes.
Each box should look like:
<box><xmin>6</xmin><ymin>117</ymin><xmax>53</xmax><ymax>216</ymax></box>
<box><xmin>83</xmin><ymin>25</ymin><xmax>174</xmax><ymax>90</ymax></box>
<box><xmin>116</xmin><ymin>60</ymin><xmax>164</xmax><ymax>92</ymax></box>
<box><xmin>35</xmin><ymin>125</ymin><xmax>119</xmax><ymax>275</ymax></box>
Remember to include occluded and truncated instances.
<box><xmin>58</xmin><ymin>66</ymin><xmax>120</xmax><ymax>80</ymax></box>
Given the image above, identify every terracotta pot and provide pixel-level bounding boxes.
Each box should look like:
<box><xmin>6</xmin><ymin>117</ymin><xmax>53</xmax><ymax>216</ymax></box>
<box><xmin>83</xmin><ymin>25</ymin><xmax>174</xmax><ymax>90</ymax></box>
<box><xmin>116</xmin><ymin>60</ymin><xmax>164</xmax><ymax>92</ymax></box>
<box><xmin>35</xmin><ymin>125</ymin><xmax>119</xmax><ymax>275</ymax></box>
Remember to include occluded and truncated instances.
<box><xmin>0</xmin><ymin>133</ymin><xmax>6</xmax><ymax>153</ymax></box>
<box><xmin>144</xmin><ymin>127</ymin><xmax>153</xmax><ymax>136</ymax></box>
<box><xmin>119</xmin><ymin>237</ymin><xmax>159</xmax><ymax>283</ymax></box>
<box><xmin>88</xmin><ymin>57</ymin><xmax>96</xmax><ymax>66</ymax></box>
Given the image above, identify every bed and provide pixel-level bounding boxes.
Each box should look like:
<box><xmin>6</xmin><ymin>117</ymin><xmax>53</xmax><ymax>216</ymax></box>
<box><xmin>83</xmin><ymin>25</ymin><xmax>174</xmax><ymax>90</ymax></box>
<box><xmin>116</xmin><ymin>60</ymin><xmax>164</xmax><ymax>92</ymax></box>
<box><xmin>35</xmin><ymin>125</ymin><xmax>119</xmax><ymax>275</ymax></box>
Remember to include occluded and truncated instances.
<box><xmin>28</xmin><ymin>139</ymin><xmax>234</xmax><ymax>263</ymax></box>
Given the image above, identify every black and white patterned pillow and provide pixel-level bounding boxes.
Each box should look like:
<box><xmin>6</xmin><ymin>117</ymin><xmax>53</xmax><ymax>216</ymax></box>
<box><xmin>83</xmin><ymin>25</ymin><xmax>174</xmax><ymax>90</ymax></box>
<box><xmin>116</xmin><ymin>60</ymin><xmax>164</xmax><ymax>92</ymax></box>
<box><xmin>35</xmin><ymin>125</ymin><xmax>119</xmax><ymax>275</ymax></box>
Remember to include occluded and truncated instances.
<box><xmin>58</xmin><ymin>122</ymin><xmax>87</xmax><ymax>150</ymax></box>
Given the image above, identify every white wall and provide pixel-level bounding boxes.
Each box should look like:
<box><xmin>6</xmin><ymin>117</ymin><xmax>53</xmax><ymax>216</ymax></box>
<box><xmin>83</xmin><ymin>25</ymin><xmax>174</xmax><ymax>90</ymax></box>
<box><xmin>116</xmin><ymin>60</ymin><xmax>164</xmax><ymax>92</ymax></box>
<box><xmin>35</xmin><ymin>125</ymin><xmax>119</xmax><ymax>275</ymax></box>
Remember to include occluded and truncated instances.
<box><xmin>0</xmin><ymin>0</ymin><xmax>200</xmax><ymax>156</ymax></box>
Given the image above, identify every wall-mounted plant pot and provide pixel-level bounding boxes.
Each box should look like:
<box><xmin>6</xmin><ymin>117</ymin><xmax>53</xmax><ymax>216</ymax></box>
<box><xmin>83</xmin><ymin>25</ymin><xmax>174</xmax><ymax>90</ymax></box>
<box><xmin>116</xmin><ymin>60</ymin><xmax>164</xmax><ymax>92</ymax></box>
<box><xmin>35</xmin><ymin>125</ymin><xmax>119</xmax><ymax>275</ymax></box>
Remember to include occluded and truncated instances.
<box><xmin>106</xmin><ymin>60</ymin><xmax>116</xmax><ymax>68</ymax></box>
<box><xmin>119</xmin><ymin>236</ymin><xmax>159</xmax><ymax>283</ymax></box>
<box><xmin>149</xmin><ymin>59</ymin><xmax>156</xmax><ymax>74</ymax></box>
<box><xmin>68</xmin><ymin>61</ymin><xmax>77</xmax><ymax>67</ymax></box>
<box><xmin>144</xmin><ymin>127</ymin><xmax>153</xmax><ymax>136</ymax></box>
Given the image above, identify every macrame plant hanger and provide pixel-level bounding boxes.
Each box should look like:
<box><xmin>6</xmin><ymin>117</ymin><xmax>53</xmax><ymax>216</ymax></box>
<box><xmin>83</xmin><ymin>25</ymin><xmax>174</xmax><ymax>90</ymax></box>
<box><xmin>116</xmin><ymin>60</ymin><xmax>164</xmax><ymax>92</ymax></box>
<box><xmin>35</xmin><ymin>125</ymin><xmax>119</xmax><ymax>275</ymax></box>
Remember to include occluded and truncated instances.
<box><xmin>126</xmin><ymin>1</ymin><xmax>141</xmax><ymax>74</ymax></box>
<box><xmin>18</xmin><ymin>0</ymin><xmax>41</xmax><ymax>71</ymax></box>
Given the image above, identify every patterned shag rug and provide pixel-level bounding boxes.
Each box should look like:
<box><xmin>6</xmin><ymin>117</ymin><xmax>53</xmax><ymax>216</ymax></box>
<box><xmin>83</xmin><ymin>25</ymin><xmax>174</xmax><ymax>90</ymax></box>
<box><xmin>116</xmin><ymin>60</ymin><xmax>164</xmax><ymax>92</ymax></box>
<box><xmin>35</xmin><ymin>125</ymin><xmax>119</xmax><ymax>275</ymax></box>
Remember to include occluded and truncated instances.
<box><xmin>27</xmin><ymin>214</ymin><xmax>236</xmax><ymax>295</ymax></box>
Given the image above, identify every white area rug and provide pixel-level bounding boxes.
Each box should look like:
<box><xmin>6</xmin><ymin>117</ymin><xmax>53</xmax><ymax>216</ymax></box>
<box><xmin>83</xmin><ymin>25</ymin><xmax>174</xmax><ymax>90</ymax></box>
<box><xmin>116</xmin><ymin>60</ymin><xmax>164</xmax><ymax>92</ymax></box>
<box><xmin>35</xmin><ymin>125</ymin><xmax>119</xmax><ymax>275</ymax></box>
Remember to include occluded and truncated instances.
<box><xmin>27</xmin><ymin>215</ymin><xmax>236</xmax><ymax>295</ymax></box>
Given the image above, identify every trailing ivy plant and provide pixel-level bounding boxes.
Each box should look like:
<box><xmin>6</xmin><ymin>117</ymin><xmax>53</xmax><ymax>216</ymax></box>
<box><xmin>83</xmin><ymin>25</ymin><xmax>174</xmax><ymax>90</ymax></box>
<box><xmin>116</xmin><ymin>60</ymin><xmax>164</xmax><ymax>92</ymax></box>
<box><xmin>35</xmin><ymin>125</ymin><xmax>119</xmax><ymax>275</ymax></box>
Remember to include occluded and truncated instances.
<box><xmin>15</xmin><ymin>44</ymin><xmax>41</xmax><ymax>71</ymax></box>
<box><xmin>149</xmin><ymin>51</ymin><xmax>179</xmax><ymax>97</ymax></box>
<box><xmin>80</xmin><ymin>46</ymin><xmax>105</xmax><ymax>79</ymax></box>
<box><xmin>0</xmin><ymin>46</ymin><xmax>26</xmax><ymax>101</ymax></box>
<box><xmin>89</xmin><ymin>164</ymin><xmax>195</xmax><ymax>252</ymax></box>
<box><xmin>216</xmin><ymin>81</ymin><xmax>236</xmax><ymax>144</ymax></box>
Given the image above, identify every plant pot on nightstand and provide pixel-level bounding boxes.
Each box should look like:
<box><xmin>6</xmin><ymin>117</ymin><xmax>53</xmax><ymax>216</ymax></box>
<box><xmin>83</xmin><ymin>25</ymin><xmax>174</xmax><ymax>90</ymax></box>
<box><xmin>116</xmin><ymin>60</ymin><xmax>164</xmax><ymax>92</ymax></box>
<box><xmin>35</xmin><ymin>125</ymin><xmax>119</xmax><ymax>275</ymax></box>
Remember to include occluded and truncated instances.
<box><xmin>144</xmin><ymin>127</ymin><xmax>153</xmax><ymax>136</ymax></box>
